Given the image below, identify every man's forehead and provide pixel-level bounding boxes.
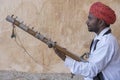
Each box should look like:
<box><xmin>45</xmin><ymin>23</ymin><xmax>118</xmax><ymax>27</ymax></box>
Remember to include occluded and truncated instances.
<box><xmin>88</xmin><ymin>13</ymin><xmax>97</xmax><ymax>19</ymax></box>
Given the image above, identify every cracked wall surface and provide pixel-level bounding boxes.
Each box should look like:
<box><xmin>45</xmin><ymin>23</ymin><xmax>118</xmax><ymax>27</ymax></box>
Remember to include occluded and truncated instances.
<box><xmin>0</xmin><ymin>0</ymin><xmax>120</xmax><ymax>75</ymax></box>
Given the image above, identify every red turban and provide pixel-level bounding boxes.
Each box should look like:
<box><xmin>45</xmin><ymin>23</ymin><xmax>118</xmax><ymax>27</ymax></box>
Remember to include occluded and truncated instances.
<box><xmin>89</xmin><ymin>2</ymin><xmax>116</xmax><ymax>24</ymax></box>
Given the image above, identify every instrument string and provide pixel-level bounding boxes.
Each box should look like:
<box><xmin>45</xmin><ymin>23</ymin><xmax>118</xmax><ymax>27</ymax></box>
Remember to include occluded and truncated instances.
<box><xmin>12</xmin><ymin>24</ymin><xmax>41</xmax><ymax>66</ymax></box>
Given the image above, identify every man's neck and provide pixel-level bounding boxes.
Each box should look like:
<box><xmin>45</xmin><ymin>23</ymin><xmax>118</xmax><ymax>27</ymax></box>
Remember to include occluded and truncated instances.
<box><xmin>96</xmin><ymin>26</ymin><xmax>107</xmax><ymax>35</ymax></box>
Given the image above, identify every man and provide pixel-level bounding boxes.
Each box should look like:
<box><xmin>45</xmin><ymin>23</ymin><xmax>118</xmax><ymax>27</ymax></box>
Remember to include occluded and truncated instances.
<box><xmin>54</xmin><ymin>2</ymin><xmax>120</xmax><ymax>80</ymax></box>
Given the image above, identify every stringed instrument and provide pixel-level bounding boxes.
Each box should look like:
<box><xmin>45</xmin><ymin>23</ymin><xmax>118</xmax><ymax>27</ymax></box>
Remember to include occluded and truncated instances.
<box><xmin>6</xmin><ymin>15</ymin><xmax>87</xmax><ymax>62</ymax></box>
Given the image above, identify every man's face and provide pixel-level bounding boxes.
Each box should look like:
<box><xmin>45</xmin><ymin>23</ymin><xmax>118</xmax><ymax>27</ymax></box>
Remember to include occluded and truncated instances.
<box><xmin>86</xmin><ymin>13</ymin><xmax>100</xmax><ymax>33</ymax></box>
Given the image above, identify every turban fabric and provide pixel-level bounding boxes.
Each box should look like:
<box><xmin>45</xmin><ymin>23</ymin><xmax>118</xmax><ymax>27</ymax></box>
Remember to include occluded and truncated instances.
<box><xmin>89</xmin><ymin>2</ymin><xmax>116</xmax><ymax>24</ymax></box>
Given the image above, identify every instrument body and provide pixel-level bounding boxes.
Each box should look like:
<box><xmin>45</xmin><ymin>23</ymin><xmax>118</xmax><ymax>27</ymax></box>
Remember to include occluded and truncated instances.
<box><xmin>6</xmin><ymin>15</ymin><xmax>81</xmax><ymax>61</ymax></box>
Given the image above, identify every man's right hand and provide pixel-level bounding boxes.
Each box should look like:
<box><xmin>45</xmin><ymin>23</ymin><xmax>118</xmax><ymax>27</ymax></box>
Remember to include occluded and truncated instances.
<box><xmin>53</xmin><ymin>48</ymin><xmax>66</xmax><ymax>61</ymax></box>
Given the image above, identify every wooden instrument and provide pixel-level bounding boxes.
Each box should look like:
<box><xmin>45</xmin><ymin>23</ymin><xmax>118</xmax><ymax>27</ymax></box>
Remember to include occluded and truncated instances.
<box><xmin>6</xmin><ymin>15</ymin><xmax>82</xmax><ymax>62</ymax></box>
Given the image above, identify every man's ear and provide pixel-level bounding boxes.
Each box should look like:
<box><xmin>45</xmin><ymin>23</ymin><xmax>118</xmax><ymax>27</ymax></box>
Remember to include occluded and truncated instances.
<box><xmin>98</xmin><ymin>20</ymin><xmax>105</xmax><ymax>27</ymax></box>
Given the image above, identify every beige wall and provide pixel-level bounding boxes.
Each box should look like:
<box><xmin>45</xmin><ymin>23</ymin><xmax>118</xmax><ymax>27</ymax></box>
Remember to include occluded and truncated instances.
<box><xmin>0</xmin><ymin>0</ymin><xmax>120</xmax><ymax>73</ymax></box>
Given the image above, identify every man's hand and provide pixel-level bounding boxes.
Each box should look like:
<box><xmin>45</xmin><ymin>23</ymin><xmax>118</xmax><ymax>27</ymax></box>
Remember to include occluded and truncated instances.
<box><xmin>53</xmin><ymin>48</ymin><xmax>66</xmax><ymax>61</ymax></box>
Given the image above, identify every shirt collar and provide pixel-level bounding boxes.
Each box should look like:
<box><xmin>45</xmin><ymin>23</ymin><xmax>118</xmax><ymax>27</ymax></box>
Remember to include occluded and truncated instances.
<box><xmin>94</xmin><ymin>27</ymin><xmax>110</xmax><ymax>40</ymax></box>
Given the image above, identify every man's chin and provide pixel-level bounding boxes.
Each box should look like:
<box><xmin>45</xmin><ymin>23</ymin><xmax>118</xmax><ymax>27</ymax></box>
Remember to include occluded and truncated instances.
<box><xmin>88</xmin><ymin>29</ymin><xmax>93</xmax><ymax>32</ymax></box>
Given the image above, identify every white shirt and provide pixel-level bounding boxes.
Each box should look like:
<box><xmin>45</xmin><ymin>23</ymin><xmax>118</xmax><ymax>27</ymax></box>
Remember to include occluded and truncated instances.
<box><xmin>64</xmin><ymin>27</ymin><xmax>120</xmax><ymax>80</ymax></box>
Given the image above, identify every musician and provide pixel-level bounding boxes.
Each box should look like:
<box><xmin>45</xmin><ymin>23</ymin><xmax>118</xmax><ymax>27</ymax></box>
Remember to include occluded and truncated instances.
<box><xmin>54</xmin><ymin>2</ymin><xmax>120</xmax><ymax>80</ymax></box>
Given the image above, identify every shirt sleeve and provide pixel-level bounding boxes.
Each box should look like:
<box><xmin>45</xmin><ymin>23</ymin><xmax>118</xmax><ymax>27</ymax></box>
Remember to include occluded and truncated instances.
<box><xmin>64</xmin><ymin>38</ymin><xmax>115</xmax><ymax>78</ymax></box>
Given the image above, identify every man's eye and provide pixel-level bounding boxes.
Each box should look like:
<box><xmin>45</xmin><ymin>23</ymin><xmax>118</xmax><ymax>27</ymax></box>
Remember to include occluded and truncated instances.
<box><xmin>88</xmin><ymin>17</ymin><xmax>92</xmax><ymax>20</ymax></box>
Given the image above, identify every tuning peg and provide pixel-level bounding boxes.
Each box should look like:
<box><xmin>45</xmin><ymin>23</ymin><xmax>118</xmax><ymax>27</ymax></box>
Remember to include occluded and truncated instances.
<box><xmin>32</xmin><ymin>27</ymin><xmax>34</xmax><ymax>29</ymax></box>
<box><xmin>13</xmin><ymin>16</ymin><xmax>23</xmax><ymax>24</ymax></box>
<box><xmin>11</xmin><ymin>15</ymin><xmax>14</xmax><ymax>17</ymax></box>
<box><xmin>15</xmin><ymin>16</ymin><xmax>18</xmax><ymax>19</ymax></box>
<box><xmin>15</xmin><ymin>17</ymin><xmax>20</xmax><ymax>21</ymax></box>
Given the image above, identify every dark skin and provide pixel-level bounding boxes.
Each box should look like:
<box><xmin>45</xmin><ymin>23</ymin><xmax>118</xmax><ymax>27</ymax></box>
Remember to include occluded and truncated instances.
<box><xmin>86</xmin><ymin>13</ymin><xmax>108</xmax><ymax>35</ymax></box>
<box><xmin>54</xmin><ymin>13</ymin><xmax>108</xmax><ymax>61</ymax></box>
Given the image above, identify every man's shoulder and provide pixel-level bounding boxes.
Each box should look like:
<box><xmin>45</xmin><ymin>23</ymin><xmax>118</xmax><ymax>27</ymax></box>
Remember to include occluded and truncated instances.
<box><xmin>98</xmin><ymin>34</ymin><xmax>117</xmax><ymax>46</ymax></box>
